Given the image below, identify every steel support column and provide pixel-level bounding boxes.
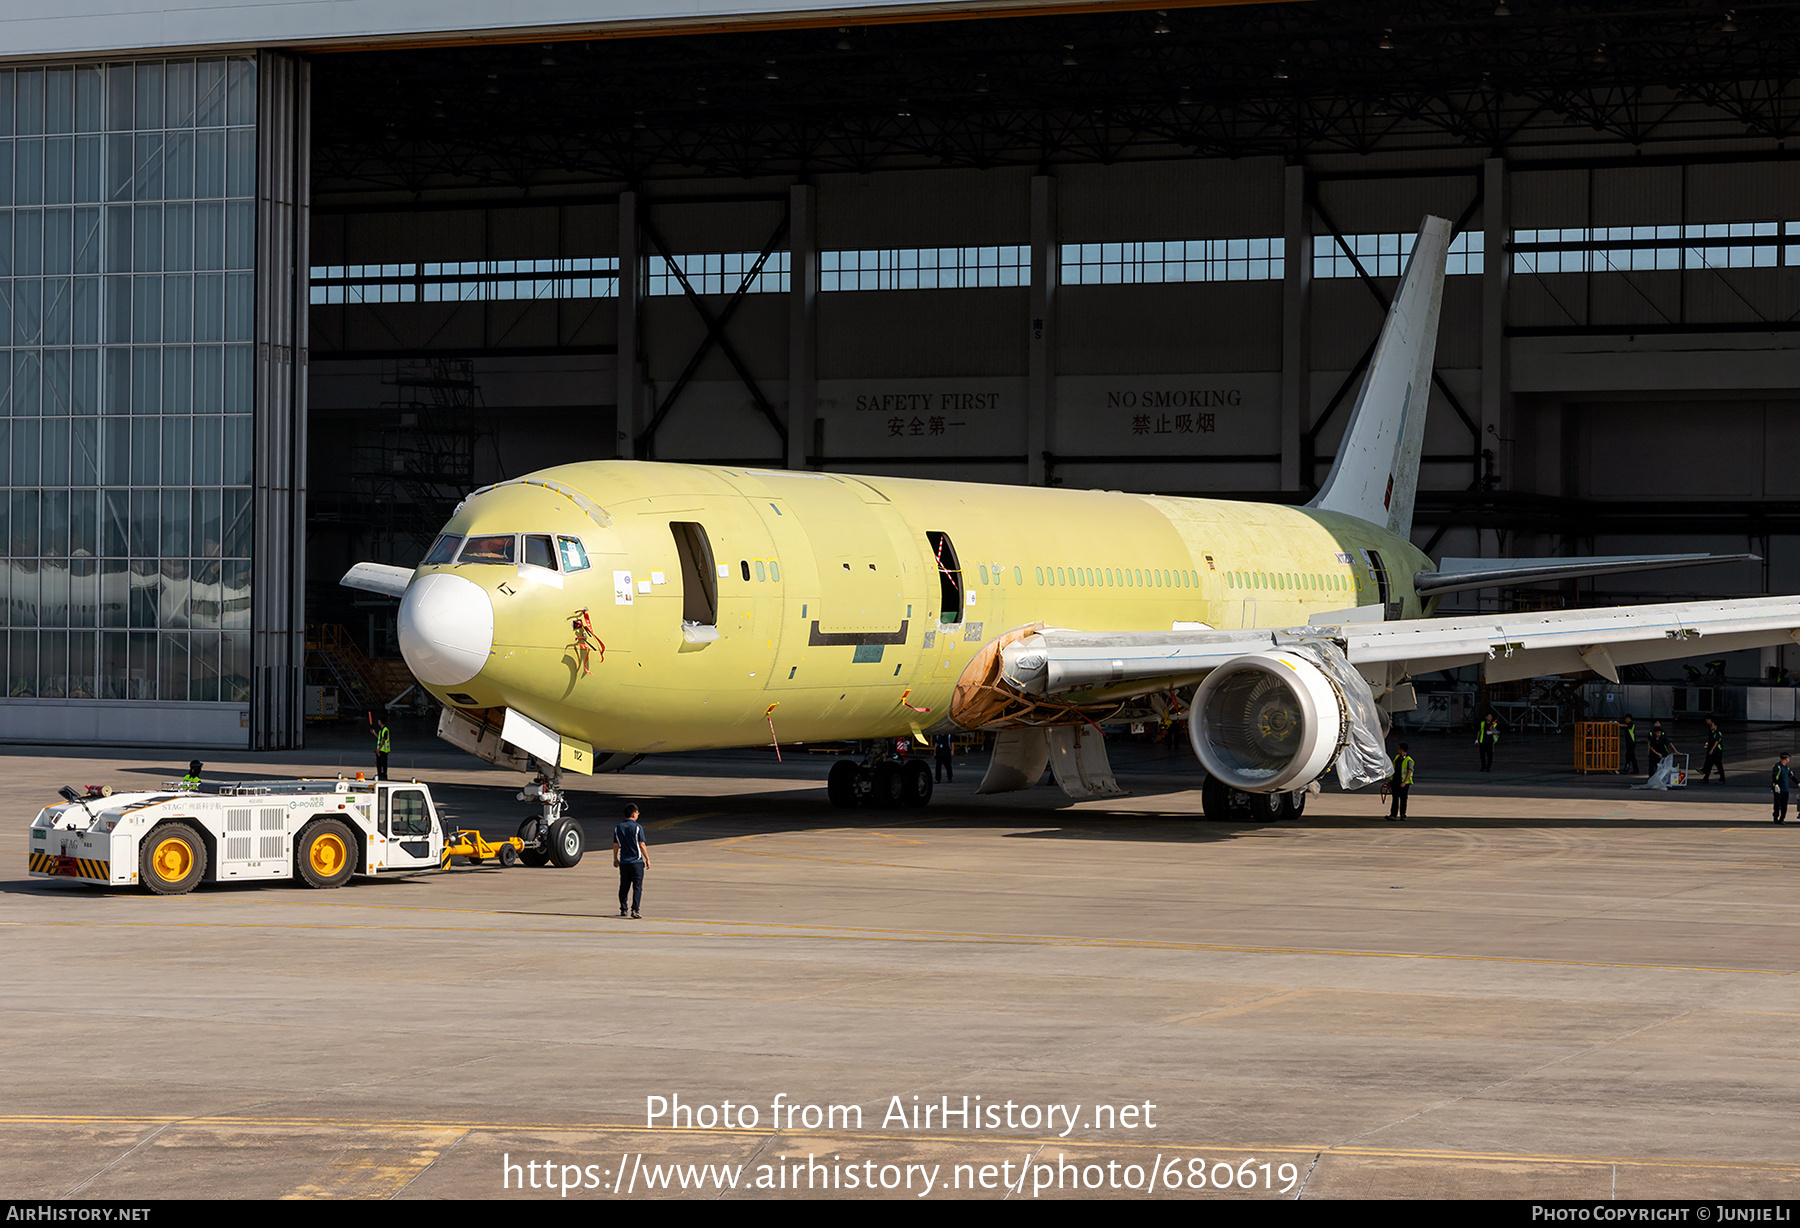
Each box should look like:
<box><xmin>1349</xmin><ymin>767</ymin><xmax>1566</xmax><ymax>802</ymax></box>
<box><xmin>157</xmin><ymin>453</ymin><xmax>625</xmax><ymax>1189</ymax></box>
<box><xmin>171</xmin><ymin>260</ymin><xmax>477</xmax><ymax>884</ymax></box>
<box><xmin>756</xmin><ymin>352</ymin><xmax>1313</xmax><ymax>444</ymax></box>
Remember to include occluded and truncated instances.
<box><xmin>615</xmin><ymin>189</ymin><xmax>643</xmax><ymax>458</ymax></box>
<box><xmin>1281</xmin><ymin>163</ymin><xmax>1310</xmax><ymax>493</ymax></box>
<box><xmin>787</xmin><ymin>183</ymin><xmax>817</xmax><ymax>471</ymax></box>
<box><xmin>1481</xmin><ymin>155</ymin><xmax>1511</xmax><ymax>549</ymax></box>
<box><xmin>251</xmin><ymin>51</ymin><xmax>310</xmax><ymax>751</ymax></box>
<box><xmin>1028</xmin><ymin>174</ymin><xmax>1057</xmax><ymax>486</ymax></box>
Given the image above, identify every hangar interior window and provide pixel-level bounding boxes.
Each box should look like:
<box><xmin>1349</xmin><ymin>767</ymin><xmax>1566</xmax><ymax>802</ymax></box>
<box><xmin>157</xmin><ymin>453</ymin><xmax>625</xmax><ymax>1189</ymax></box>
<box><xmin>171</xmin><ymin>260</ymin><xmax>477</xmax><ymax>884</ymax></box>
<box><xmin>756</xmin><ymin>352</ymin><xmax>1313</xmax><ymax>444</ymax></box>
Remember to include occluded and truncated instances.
<box><xmin>1511</xmin><ymin>224</ymin><xmax>1785</xmax><ymax>273</ymax></box>
<box><xmin>1061</xmin><ymin>238</ymin><xmax>1284</xmax><ymax>284</ymax></box>
<box><xmin>1312</xmin><ymin>231</ymin><xmax>1483</xmax><ymax>278</ymax></box>
<box><xmin>311</xmin><ymin>257</ymin><xmax>620</xmax><ymax>305</ymax></box>
<box><xmin>648</xmin><ymin>251</ymin><xmax>788</xmax><ymax>297</ymax></box>
<box><xmin>0</xmin><ymin>58</ymin><xmax>257</xmax><ymax>704</ymax></box>
<box><xmin>822</xmin><ymin>246</ymin><xmax>1028</xmax><ymax>291</ymax></box>
<box><xmin>311</xmin><ymin>227</ymin><xmax>1547</xmax><ymax>304</ymax></box>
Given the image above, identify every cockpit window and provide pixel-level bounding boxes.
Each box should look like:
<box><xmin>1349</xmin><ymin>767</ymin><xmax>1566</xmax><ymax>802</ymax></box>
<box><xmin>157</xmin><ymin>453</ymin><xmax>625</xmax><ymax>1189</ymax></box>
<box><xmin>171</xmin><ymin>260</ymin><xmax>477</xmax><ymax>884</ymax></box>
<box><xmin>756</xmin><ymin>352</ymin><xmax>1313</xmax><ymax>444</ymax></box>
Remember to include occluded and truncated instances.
<box><xmin>423</xmin><ymin>534</ymin><xmax>462</xmax><ymax>566</ymax></box>
<box><xmin>458</xmin><ymin>535</ymin><xmax>516</xmax><ymax>565</ymax></box>
<box><xmin>557</xmin><ymin>536</ymin><xmax>590</xmax><ymax>572</ymax></box>
<box><xmin>524</xmin><ymin>534</ymin><xmax>556</xmax><ymax>570</ymax></box>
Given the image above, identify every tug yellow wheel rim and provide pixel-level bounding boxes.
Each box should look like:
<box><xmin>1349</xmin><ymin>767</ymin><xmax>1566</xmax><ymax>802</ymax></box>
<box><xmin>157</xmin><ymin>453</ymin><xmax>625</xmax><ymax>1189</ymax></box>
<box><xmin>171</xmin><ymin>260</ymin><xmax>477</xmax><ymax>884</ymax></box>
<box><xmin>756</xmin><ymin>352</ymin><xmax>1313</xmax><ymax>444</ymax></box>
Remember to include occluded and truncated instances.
<box><xmin>150</xmin><ymin>837</ymin><xmax>192</xmax><ymax>882</ymax></box>
<box><xmin>309</xmin><ymin>832</ymin><xmax>348</xmax><ymax>876</ymax></box>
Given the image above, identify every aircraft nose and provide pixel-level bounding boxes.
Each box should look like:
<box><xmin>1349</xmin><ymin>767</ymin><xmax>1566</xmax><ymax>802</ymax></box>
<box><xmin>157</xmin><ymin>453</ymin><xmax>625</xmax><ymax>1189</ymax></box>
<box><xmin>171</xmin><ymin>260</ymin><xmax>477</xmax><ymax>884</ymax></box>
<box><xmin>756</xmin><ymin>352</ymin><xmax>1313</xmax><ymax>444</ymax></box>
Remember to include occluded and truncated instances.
<box><xmin>398</xmin><ymin>573</ymin><xmax>495</xmax><ymax>687</ymax></box>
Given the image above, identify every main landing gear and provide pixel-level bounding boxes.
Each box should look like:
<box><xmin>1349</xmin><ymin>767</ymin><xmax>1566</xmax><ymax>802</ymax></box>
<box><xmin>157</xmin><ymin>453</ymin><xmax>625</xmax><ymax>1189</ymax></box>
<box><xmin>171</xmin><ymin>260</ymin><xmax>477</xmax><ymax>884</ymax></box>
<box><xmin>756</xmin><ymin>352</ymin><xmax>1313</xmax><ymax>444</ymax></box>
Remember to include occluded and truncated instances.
<box><xmin>827</xmin><ymin>751</ymin><xmax>935</xmax><ymax>810</ymax></box>
<box><xmin>1200</xmin><ymin>775</ymin><xmax>1307</xmax><ymax>822</ymax></box>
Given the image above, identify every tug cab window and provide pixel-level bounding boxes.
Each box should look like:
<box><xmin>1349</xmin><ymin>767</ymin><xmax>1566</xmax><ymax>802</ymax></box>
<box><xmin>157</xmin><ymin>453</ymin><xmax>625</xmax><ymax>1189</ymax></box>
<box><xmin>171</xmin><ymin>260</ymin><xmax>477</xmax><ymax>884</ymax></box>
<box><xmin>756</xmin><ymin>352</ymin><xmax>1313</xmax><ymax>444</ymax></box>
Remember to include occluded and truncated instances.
<box><xmin>423</xmin><ymin>534</ymin><xmax>462</xmax><ymax>566</ymax></box>
<box><xmin>382</xmin><ymin>788</ymin><xmax>432</xmax><ymax>837</ymax></box>
<box><xmin>670</xmin><ymin>522</ymin><xmax>718</xmax><ymax>626</ymax></box>
<box><xmin>524</xmin><ymin>534</ymin><xmax>557</xmax><ymax>570</ymax></box>
<box><xmin>458</xmin><ymin>535</ymin><xmax>516</xmax><ymax>565</ymax></box>
<box><xmin>927</xmin><ymin>531</ymin><xmax>963</xmax><ymax>624</ymax></box>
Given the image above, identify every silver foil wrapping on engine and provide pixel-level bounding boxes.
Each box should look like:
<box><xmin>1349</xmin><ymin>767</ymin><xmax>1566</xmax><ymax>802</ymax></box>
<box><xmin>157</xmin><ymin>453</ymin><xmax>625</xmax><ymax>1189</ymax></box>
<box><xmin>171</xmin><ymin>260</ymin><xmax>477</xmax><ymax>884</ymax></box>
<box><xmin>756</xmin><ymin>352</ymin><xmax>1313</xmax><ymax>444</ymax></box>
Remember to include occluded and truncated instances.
<box><xmin>1289</xmin><ymin>638</ymin><xmax>1392</xmax><ymax>791</ymax></box>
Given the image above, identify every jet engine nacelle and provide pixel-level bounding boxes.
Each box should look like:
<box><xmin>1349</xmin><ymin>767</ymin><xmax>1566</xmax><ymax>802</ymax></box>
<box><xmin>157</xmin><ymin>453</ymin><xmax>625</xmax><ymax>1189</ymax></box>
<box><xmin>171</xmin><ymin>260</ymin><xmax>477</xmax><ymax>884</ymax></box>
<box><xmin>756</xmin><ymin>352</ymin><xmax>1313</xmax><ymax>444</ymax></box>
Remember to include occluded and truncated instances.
<box><xmin>1189</xmin><ymin>650</ymin><xmax>1351</xmax><ymax>793</ymax></box>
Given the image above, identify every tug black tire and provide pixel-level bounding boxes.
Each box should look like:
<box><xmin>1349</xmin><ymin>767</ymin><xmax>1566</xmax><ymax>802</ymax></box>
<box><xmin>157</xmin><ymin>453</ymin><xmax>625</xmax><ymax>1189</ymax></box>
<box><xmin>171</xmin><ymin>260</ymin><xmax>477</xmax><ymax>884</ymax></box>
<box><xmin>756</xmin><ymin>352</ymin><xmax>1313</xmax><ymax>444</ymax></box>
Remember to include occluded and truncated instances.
<box><xmin>141</xmin><ymin>822</ymin><xmax>206</xmax><ymax>895</ymax></box>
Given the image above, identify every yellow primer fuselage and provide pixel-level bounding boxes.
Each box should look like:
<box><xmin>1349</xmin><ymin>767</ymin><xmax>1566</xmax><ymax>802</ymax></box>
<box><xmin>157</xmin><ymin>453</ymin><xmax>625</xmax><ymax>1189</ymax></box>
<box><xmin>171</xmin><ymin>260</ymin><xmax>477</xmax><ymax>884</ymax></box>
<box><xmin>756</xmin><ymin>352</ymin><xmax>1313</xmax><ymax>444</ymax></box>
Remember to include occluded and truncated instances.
<box><xmin>420</xmin><ymin>461</ymin><xmax>1429</xmax><ymax>754</ymax></box>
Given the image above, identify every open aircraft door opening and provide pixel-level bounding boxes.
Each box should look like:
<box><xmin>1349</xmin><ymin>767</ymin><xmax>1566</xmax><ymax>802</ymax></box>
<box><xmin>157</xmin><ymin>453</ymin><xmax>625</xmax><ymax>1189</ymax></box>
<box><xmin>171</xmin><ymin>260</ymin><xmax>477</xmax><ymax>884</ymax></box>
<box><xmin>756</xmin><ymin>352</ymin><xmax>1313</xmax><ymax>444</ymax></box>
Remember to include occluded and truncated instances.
<box><xmin>343</xmin><ymin>216</ymin><xmax>1783</xmax><ymax>818</ymax></box>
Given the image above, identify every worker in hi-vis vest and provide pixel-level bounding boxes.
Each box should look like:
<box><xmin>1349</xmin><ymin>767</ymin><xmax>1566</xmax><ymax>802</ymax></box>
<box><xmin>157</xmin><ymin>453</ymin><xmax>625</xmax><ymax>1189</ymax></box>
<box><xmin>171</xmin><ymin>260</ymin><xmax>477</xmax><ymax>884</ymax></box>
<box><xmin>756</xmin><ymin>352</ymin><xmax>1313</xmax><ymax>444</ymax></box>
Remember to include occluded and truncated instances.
<box><xmin>1388</xmin><ymin>744</ymin><xmax>1415</xmax><ymax>822</ymax></box>
<box><xmin>1475</xmin><ymin>713</ymin><xmax>1501</xmax><ymax>773</ymax></box>
<box><xmin>372</xmin><ymin>715</ymin><xmax>392</xmax><ymax>782</ymax></box>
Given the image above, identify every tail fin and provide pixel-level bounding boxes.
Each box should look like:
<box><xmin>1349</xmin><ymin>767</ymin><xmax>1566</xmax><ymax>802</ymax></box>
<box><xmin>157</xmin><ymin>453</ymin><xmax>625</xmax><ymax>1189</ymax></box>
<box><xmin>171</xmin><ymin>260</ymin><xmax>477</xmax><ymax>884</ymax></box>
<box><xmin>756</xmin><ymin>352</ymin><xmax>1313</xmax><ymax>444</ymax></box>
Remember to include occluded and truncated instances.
<box><xmin>1308</xmin><ymin>215</ymin><xmax>1452</xmax><ymax>538</ymax></box>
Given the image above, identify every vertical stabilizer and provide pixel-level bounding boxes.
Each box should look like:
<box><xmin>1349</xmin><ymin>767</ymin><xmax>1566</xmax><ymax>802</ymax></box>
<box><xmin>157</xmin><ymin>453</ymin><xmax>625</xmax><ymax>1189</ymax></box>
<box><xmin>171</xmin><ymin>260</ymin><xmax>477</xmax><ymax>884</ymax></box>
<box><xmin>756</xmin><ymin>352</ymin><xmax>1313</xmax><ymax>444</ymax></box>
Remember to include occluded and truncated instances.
<box><xmin>1308</xmin><ymin>216</ymin><xmax>1452</xmax><ymax>537</ymax></box>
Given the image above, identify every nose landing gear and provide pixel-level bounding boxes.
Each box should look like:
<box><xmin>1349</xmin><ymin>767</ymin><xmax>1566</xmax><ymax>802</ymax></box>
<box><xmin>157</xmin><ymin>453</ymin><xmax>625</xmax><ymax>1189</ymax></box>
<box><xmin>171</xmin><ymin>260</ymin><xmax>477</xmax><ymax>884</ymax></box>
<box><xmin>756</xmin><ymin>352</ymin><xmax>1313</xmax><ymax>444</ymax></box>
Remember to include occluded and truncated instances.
<box><xmin>515</xmin><ymin>770</ymin><xmax>585</xmax><ymax>867</ymax></box>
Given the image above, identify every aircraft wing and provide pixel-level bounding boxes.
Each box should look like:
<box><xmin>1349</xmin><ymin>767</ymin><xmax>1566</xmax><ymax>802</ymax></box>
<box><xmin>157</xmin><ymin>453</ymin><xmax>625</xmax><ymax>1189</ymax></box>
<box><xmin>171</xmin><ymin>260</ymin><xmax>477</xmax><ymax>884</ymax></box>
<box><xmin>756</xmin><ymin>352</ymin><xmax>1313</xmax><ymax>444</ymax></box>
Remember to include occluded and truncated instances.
<box><xmin>1416</xmin><ymin>553</ymin><xmax>1759</xmax><ymax>598</ymax></box>
<box><xmin>998</xmin><ymin>594</ymin><xmax>1800</xmax><ymax>699</ymax></box>
<box><xmin>1335</xmin><ymin>594</ymin><xmax>1800</xmax><ymax>683</ymax></box>
<box><xmin>340</xmin><ymin>562</ymin><xmax>414</xmax><ymax>598</ymax></box>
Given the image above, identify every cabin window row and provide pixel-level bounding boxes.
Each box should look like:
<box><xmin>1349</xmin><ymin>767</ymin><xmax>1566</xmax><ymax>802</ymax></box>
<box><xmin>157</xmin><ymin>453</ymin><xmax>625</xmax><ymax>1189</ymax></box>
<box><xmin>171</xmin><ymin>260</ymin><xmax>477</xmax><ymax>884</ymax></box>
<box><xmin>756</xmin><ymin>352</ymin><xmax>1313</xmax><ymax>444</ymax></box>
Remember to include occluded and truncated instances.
<box><xmin>1226</xmin><ymin>570</ymin><xmax>1353</xmax><ymax>593</ymax></box>
<box><xmin>1032</xmin><ymin>565</ymin><xmax>1200</xmax><ymax>589</ymax></box>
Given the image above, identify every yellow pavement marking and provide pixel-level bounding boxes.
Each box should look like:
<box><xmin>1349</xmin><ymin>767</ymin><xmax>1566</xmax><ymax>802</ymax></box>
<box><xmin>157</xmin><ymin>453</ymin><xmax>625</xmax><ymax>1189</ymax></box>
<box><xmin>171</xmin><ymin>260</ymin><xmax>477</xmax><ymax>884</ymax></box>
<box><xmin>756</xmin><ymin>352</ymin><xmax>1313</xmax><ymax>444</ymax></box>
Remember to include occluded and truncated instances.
<box><xmin>282</xmin><ymin>1125</ymin><xmax>467</xmax><ymax>1200</ymax></box>
<box><xmin>5</xmin><ymin>913</ymin><xmax>1796</xmax><ymax>977</ymax></box>
<box><xmin>3</xmin><ymin>1114</ymin><xmax>1798</xmax><ymax>1176</ymax></box>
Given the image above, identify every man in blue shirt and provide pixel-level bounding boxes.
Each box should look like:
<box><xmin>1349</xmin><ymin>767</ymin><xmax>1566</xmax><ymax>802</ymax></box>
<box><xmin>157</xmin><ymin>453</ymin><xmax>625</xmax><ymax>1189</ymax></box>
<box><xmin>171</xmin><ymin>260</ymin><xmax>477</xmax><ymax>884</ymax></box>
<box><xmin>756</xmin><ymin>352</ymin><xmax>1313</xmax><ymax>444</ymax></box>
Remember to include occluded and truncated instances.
<box><xmin>613</xmin><ymin>804</ymin><xmax>650</xmax><ymax>918</ymax></box>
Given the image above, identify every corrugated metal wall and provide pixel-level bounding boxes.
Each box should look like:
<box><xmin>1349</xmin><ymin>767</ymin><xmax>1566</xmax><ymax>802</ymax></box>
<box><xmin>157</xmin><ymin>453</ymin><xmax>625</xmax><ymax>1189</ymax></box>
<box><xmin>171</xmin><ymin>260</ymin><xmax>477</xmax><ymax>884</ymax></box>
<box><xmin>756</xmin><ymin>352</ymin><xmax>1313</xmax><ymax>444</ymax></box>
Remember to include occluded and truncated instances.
<box><xmin>251</xmin><ymin>50</ymin><xmax>308</xmax><ymax>750</ymax></box>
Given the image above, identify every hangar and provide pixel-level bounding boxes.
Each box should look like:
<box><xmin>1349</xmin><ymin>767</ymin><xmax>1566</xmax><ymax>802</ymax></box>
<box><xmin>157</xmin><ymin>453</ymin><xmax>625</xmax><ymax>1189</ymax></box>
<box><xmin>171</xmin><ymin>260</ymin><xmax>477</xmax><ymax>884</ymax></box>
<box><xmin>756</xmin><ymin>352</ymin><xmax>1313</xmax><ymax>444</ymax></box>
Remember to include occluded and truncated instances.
<box><xmin>2</xmin><ymin>0</ymin><xmax>1798</xmax><ymax>749</ymax></box>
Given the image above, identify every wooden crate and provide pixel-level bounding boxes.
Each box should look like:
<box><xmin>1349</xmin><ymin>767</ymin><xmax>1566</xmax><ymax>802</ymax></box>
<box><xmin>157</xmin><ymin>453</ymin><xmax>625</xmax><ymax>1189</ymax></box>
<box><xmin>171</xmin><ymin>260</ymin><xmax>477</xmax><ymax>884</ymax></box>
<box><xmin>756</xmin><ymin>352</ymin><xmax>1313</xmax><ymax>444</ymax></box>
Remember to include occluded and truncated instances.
<box><xmin>1575</xmin><ymin>720</ymin><xmax>1621</xmax><ymax>773</ymax></box>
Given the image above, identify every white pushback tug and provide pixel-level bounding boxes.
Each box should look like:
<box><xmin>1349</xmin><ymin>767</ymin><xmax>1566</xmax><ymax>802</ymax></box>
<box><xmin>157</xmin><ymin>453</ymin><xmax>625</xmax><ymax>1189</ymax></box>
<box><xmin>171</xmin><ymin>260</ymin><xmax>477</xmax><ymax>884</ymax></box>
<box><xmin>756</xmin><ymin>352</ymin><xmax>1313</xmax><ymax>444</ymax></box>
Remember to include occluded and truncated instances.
<box><xmin>29</xmin><ymin>775</ymin><xmax>585</xmax><ymax>895</ymax></box>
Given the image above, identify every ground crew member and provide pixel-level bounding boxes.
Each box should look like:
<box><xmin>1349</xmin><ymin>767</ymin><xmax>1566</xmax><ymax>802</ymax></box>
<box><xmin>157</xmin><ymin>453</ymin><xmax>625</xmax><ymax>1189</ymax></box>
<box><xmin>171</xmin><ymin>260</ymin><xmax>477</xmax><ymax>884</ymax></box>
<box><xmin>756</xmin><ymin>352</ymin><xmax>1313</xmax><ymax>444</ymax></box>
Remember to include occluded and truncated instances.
<box><xmin>1648</xmin><ymin>721</ymin><xmax>1673</xmax><ymax>776</ymax></box>
<box><xmin>613</xmin><ymin>803</ymin><xmax>650</xmax><ymax>918</ymax></box>
<box><xmin>935</xmin><ymin>735</ymin><xmax>954</xmax><ymax>783</ymax></box>
<box><xmin>1701</xmin><ymin>718</ymin><xmax>1726</xmax><ymax>782</ymax></box>
<box><xmin>1475</xmin><ymin>713</ymin><xmax>1501</xmax><ymax>772</ymax></box>
<box><xmin>1387</xmin><ymin>743</ymin><xmax>1414</xmax><ymax>822</ymax></box>
<box><xmin>1619</xmin><ymin>715</ymin><xmax>1639</xmax><ymax>775</ymax></box>
<box><xmin>1772</xmin><ymin>753</ymin><xmax>1795</xmax><ymax>824</ymax></box>
<box><xmin>372</xmin><ymin>715</ymin><xmax>391</xmax><ymax>782</ymax></box>
<box><xmin>179</xmin><ymin>760</ymin><xmax>203</xmax><ymax>790</ymax></box>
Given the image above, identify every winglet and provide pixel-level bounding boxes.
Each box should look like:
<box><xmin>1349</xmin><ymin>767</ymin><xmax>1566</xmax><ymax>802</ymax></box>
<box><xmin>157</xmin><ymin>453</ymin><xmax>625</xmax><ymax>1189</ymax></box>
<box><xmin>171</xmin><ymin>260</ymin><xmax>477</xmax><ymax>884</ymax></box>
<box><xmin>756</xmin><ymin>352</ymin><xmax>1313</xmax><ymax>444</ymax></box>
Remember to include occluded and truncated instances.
<box><xmin>1308</xmin><ymin>216</ymin><xmax>1452</xmax><ymax>538</ymax></box>
<box><xmin>341</xmin><ymin>562</ymin><xmax>413</xmax><ymax>598</ymax></box>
